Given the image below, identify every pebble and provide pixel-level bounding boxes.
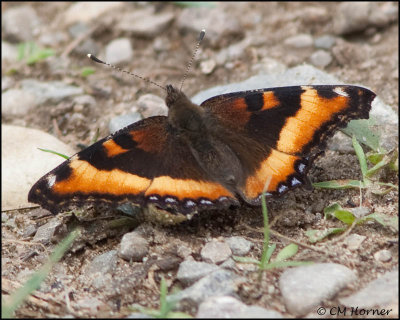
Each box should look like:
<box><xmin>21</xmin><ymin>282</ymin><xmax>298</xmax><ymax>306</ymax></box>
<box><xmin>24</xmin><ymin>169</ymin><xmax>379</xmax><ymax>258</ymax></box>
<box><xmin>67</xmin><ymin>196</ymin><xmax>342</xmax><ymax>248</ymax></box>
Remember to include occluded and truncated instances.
<box><xmin>309</xmin><ymin>50</ymin><xmax>332</xmax><ymax>68</ymax></box>
<box><xmin>279</xmin><ymin>263</ymin><xmax>357</xmax><ymax>316</ymax></box>
<box><xmin>155</xmin><ymin>255</ymin><xmax>181</xmax><ymax>271</ymax></box>
<box><xmin>117</xmin><ymin>8</ymin><xmax>174</xmax><ymax>38</ymax></box>
<box><xmin>2</xmin><ymin>89</ymin><xmax>38</xmax><ymax>117</ymax></box>
<box><xmin>109</xmin><ymin>113</ymin><xmax>142</xmax><ymax>134</ymax></box>
<box><xmin>167</xmin><ymin>270</ymin><xmax>238</xmax><ymax>308</ymax></box>
<box><xmin>33</xmin><ymin>217</ymin><xmax>63</xmax><ymax>244</ymax></box>
<box><xmin>62</xmin><ymin>2</ymin><xmax>124</xmax><ymax>26</ymax></box>
<box><xmin>333</xmin><ymin>2</ymin><xmax>398</xmax><ymax>35</ymax></box>
<box><xmin>197</xmin><ymin>296</ymin><xmax>283</xmax><ymax>318</ymax></box>
<box><xmin>105</xmin><ymin>38</ymin><xmax>134</xmax><ymax>65</ymax></box>
<box><xmin>177</xmin><ymin>260</ymin><xmax>221</xmax><ymax>286</ymax></box>
<box><xmin>176</xmin><ymin>7</ymin><xmax>243</xmax><ymax>48</ymax></box>
<box><xmin>374</xmin><ymin>249</ymin><xmax>392</xmax><ymax>263</ymax></box>
<box><xmin>344</xmin><ymin>234</ymin><xmax>366</xmax><ymax>251</ymax></box>
<box><xmin>20</xmin><ymin>79</ymin><xmax>84</xmax><ymax>105</ymax></box>
<box><xmin>225</xmin><ymin>236</ymin><xmax>253</xmax><ymax>256</ymax></box>
<box><xmin>86</xmin><ymin>250</ymin><xmax>118</xmax><ymax>275</ymax></box>
<box><xmin>200</xmin><ymin>59</ymin><xmax>217</xmax><ymax>75</ymax></box>
<box><xmin>201</xmin><ymin>240</ymin><xmax>232</xmax><ymax>264</ymax></box>
<box><xmin>339</xmin><ymin>270</ymin><xmax>398</xmax><ymax>309</ymax></box>
<box><xmin>74</xmin><ymin>296</ymin><xmax>106</xmax><ymax>314</ymax></box>
<box><xmin>314</xmin><ymin>35</ymin><xmax>336</xmax><ymax>49</ymax></box>
<box><xmin>351</xmin><ymin>206</ymin><xmax>371</xmax><ymax>218</ymax></box>
<box><xmin>284</xmin><ymin>34</ymin><xmax>314</xmax><ymax>48</ymax></box>
<box><xmin>2</xmin><ymin>5</ymin><xmax>41</xmax><ymax>41</ymax></box>
<box><xmin>118</xmin><ymin>231</ymin><xmax>149</xmax><ymax>262</ymax></box>
<box><xmin>2</xmin><ymin>41</ymin><xmax>18</xmax><ymax>63</ymax></box>
<box><xmin>2</xmin><ymin>125</ymin><xmax>76</xmax><ymax>210</ymax></box>
<box><xmin>136</xmin><ymin>94</ymin><xmax>168</xmax><ymax>118</ymax></box>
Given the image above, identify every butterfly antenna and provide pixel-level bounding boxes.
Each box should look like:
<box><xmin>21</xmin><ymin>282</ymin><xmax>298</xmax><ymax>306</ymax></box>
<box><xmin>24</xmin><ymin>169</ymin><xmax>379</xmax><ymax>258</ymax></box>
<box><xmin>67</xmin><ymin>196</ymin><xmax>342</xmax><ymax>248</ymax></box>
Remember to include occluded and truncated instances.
<box><xmin>87</xmin><ymin>54</ymin><xmax>166</xmax><ymax>91</ymax></box>
<box><xmin>179</xmin><ymin>29</ymin><xmax>206</xmax><ymax>91</ymax></box>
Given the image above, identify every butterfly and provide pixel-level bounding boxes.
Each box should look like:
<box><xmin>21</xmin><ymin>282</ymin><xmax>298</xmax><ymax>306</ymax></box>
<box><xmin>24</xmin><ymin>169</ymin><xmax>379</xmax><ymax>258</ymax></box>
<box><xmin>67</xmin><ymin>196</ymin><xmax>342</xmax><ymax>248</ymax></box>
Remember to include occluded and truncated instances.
<box><xmin>28</xmin><ymin>80</ymin><xmax>375</xmax><ymax>217</ymax></box>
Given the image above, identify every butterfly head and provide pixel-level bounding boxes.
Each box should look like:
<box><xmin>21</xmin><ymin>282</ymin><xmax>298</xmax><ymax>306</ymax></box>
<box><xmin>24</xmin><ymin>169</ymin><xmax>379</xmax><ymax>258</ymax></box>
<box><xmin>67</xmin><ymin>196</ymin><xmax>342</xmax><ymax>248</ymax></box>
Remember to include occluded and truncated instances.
<box><xmin>165</xmin><ymin>84</ymin><xmax>205</xmax><ymax>133</ymax></box>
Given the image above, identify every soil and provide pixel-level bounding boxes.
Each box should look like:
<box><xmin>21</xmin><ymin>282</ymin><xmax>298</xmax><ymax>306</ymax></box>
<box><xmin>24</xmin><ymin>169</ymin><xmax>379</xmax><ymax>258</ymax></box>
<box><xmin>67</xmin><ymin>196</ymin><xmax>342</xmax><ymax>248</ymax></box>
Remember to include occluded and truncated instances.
<box><xmin>2</xmin><ymin>2</ymin><xmax>398</xmax><ymax>318</ymax></box>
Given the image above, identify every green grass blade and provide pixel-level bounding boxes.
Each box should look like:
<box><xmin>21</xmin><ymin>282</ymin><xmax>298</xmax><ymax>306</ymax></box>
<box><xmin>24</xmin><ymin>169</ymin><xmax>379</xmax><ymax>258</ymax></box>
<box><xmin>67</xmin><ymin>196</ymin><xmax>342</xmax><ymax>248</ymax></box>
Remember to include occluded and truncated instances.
<box><xmin>274</xmin><ymin>244</ymin><xmax>298</xmax><ymax>262</ymax></box>
<box><xmin>305</xmin><ymin>227</ymin><xmax>346</xmax><ymax>243</ymax></box>
<box><xmin>2</xmin><ymin>229</ymin><xmax>80</xmax><ymax>318</ymax></box>
<box><xmin>324</xmin><ymin>203</ymin><xmax>355</xmax><ymax>225</ymax></box>
<box><xmin>313</xmin><ymin>179</ymin><xmax>365</xmax><ymax>189</ymax></box>
<box><xmin>352</xmin><ymin>135</ymin><xmax>368</xmax><ymax>179</ymax></box>
<box><xmin>342</xmin><ymin>119</ymin><xmax>380</xmax><ymax>152</ymax></box>
<box><xmin>38</xmin><ymin>148</ymin><xmax>69</xmax><ymax>160</ymax></box>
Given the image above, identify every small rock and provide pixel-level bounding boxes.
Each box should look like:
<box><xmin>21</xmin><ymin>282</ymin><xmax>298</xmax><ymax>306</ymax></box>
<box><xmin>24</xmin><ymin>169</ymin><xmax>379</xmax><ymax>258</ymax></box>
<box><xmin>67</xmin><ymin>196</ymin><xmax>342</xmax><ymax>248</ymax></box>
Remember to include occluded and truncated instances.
<box><xmin>2</xmin><ymin>41</ymin><xmax>18</xmax><ymax>63</ymax></box>
<box><xmin>201</xmin><ymin>240</ymin><xmax>232</xmax><ymax>264</ymax></box>
<box><xmin>374</xmin><ymin>249</ymin><xmax>392</xmax><ymax>262</ymax></box>
<box><xmin>109</xmin><ymin>113</ymin><xmax>142</xmax><ymax>134</ymax></box>
<box><xmin>225</xmin><ymin>236</ymin><xmax>253</xmax><ymax>256</ymax></box>
<box><xmin>177</xmin><ymin>7</ymin><xmax>243</xmax><ymax>48</ymax></box>
<box><xmin>38</xmin><ymin>31</ymin><xmax>68</xmax><ymax>47</ymax></box>
<box><xmin>21</xmin><ymin>79</ymin><xmax>84</xmax><ymax>104</ymax></box>
<box><xmin>2</xmin><ymin>89</ymin><xmax>38</xmax><ymax>117</ymax></box>
<box><xmin>200</xmin><ymin>59</ymin><xmax>216</xmax><ymax>75</ymax></box>
<box><xmin>33</xmin><ymin>218</ymin><xmax>63</xmax><ymax>244</ymax></box>
<box><xmin>2</xmin><ymin>5</ymin><xmax>41</xmax><ymax>41</ymax></box>
<box><xmin>284</xmin><ymin>34</ymin><xmax>314</xmax><ymax>48</ymax></box>
<box><xmin>339</xmin><ymin>270</ymin><xmax>398</xmax><ymax>309</ymax></box>
<box><xmin>2</xmin><ymin>125</ymin><xmax>76</xmax><ymax>210</ymax></box>
<box><xmin>75</xmin><ymin>297</ymin><xmax>106</xmax><ymax>314</ymax></box>
<box><xmin>105</xmin><ymin>38</ymin><xmax>134</xmax><ymax>65</ymax></box>
<box><xmin>177</xmin><ymin>260</ymin><xmax>221</xmax><ymax>285</ymax></box>
<box><xmin>176</xmin><ymin>244</ymin><xmax>192</xmax><ymax>259</ymax></box>
<box><xmin>62</xmin><ymin>2</ymin><xmax>124</xmax><ymax>26</ymax></box>
<box><xmin>196</xmin><ymin>296</ymin><xmax>247</xmax><ymax>318</ymax></box>
<box><xmin>344</xmin><ymin>234</ymin><xmax>366</xmax><ymax>251</ymax></box>
<box><xmin>23</xmin><ymin>224</ymin><xmax>38</xmax><ymax>238</ymax></box>
<box><xmin>237</xmin><ymin>305</ymin><xmax>283</xmax><ymax>318</ymax></box>
<box><xmin>309</xmin><ymin>50</ymin><xmax>332</xmax><ymax>68</ymax></box>
<box><xmin>156</xmin><ymin>255</ymin><xmax>181</xmax><ymax>271</ymax></box>
<box><xmin>136</xmin><ymin>94</ymin><xmax>168</xmax><ymax>118</ymax></box>
<box><xmin>279</xmin><ymin>263</ymin><xmax>357</xmax><ymax>316</ymax></box>
<box><xmin>314</xmin><ymin>35</ymin><xmax>336</xmax><ymax>49</ymax></box>
<box><xmin>117</xmin><ymin>8</ymin><xmax>174</xmax><ymax>38</ymax></box>
<box><xmin>118</xmin><ymin>231</ymin><xmax>149</xmax><ymax>262</ymax></box>
<box><xmin>168</xmin><ymin>270</ymin><xmax>238</xmax><ymax>307</ymax></box>
<box><xmin>220</xmin><ymin>258</ymin><xmax>237</xmax><ymax>270</ymax></box>
<box><xmin>351</xmin><ymin>206</ymin><xmax>371</xmax><ymax>218</ymax></box>
<box><xmin>86</xmin><ymin>250</ymin><xmax>118</xmax><ymax>275</ymax></box>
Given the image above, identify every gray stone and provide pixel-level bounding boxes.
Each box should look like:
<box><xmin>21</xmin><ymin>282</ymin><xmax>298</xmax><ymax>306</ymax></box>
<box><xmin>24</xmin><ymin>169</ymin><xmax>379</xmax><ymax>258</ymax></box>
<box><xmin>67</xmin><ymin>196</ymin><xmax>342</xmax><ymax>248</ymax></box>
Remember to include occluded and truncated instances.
<box><xmin>2</xmin><ymin>41</ymin><xmax>18</xmax><ymax>63</ymax></box>
<box><xmin>176</xmin><ymin>6</ymin><xmax>242</xmax><ymax>48</ymax></box>
<box><xmin>309</xmin><ymin>50</ymin><xmax>332</xmax><ymax>68</ymax></box>
<box><xmin>62</xmin><ymin>2</ymin><xmax>124</xmax><ymax>26</ymax></box>
<box><xmin>351</xmin><ymin>206</ymin><xmax>371</xmax><ymax>218</ymax></box>
<box><xmin>339</xmin><ymin>270</ymin><xmax>398</xmax><ymax>309</ymax></box>
<box><xmin>105</xmin><ymin>38</ymin><xmax>134</xmax><ymax>65</ymax></box>
<box><xmin>21</xmin><ymin>79</ymin><xmax>84</xmax><ymax>104</ymax></box>
<box><xmin>2</xmin><ymin>5</ymin><xmax>41</xmax><ymax>41</ymax></box>
<box><xmin>168</xmin><ymin>270</ymin><xmax>238</xmax><ymax>307</ymax></box>
<box><xmin>196</xmin><ymin>296</ymin><xmax>247</xmax><ymax>318</ymax></box>
<box><xmin>333</xmin><ymin>2</ymin><xmax>398</xmax><ymax>35</ymax></box>
<box><xmin>201</xmin><ymin>240</ymin><xmax>232</xmax><ymax>264</ymax></box>
<box><xmin>344</xmin><ymin>234</ymin><xmax>366</xmax><ymax>251</ymax></box>
<box><xmin>177</xmin><ymin>260</ymin><xmax>221</xmax><ymax>285</ymax></box>
<box><xmin>225</xmin><ymin>236</ymin><xmax>253</xmax><ymax>256</ymax></box>
<box><xmin>2</xmin><ymin>125</ymin><xmax>76</xmax><ymax>210</ymax></box>
<box><xmin>117</xmin><ymin>8</ymin><xmax>174</xmax><ymax>38</ymax></box>
<box><xmin>284</xmin><ymin>34</ymin><xmax>313</xmax><ymax>48</ymax></box>
<box><xmin>86</xmin><ymin>250</ymin><xmax>118</xmax><ymax>275</ymax></box>
<box><xmin>279</xmin><ymin>263</ymin><xmax>357</xmax><ymax>316</ymax></box>
<box><xmin>118</xmin><ymin>231</ymin><xmax>149</xmax><ymax>262</ymax></box>
<box><xmin>2</xmin><ymin>89</ymin><xmax>38</xmax><ymax>117</ymax></box>
<box><xmin>200</xmin><ymin>59</ymin><xmax>217</xmax><ymax>75</ymax></box>
<box><xmin>314</xmin><ymin>35</ymin><xmax>336</xmax><ymax>49</ymax></box>
<box><xmin>136</xmin><ymin>94</ymin><xmax>168</xmax><ymax>118</ymax></box>
<box><xmin>33</xmin><ymin>217</ymin><xmax>63</xmax><ymax>244</ymax></box>
<box><xmin>237</xmin><ymin>305</ymin><xmax>283</xmax><ymax>318</ymax></box>
<box><xmin>374</xmin><ymin>249</ymin><xmax>392</xmax><ymax>263</ymax></box>
<box><xmin>109</xmin><ymin>113</ymin><xmax>142</xmax><ymax>134</ymax></box>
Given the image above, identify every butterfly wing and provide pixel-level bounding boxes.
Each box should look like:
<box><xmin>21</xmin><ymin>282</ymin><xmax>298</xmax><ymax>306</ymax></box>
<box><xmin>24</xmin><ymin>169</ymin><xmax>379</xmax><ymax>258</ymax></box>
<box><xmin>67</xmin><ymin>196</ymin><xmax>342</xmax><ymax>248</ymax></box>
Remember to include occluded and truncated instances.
<box><xmin>28</xmin><ymin>116</ymin><xmax>238</xmax><ymax>215</ymax></box>
<box><xmin>201</xmin><ymin>85</ymin><xmax>375</xmax><ymax>204</ymax></box>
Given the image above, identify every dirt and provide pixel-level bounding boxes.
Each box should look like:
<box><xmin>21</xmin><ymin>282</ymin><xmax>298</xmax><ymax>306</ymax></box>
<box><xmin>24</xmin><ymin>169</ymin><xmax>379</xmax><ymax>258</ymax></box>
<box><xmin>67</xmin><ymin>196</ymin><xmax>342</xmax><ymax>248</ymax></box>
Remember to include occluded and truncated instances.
<box><xmin>2</xmin><ymin>2</ymin><xmax>398</xmax><ymax>318</ymax></box>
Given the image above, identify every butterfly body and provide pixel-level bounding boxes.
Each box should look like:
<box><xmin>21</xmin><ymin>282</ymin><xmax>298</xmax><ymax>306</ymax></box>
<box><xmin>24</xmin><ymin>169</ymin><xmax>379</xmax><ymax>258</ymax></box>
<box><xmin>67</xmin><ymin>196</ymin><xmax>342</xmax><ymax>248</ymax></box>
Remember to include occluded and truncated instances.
<box><xmin>28</xmin><ymin>84</ymin><xmax>375</xmax><ymax>217</ymax></box>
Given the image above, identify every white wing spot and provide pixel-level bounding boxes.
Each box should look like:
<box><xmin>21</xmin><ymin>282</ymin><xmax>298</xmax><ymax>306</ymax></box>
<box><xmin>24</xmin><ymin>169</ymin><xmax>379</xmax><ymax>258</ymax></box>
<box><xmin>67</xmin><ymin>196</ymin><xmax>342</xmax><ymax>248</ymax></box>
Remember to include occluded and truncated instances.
<box><xmin>47</xmin><ymin>175</ymin><xmax>56</xmax><ymax>188</ymax></box>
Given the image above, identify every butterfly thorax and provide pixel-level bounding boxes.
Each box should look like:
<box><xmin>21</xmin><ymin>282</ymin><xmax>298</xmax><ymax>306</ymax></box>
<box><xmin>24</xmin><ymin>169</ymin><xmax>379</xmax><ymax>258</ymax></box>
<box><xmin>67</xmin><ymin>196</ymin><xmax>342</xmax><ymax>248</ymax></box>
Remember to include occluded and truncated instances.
<box><xmin>165</xmin><ymin>84</ymin><xmax>244</xmax><ymax>190</ymax></box>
